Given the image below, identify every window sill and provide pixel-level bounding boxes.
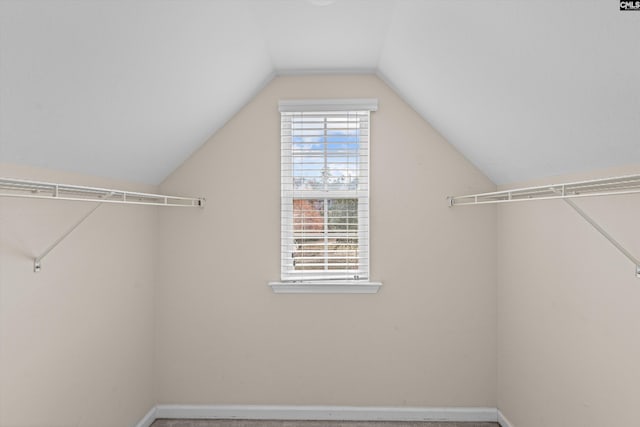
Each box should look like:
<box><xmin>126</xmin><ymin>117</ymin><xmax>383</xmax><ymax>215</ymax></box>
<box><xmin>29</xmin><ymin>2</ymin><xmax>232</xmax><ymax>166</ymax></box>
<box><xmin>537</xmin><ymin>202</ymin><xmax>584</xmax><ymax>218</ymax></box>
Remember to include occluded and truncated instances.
<box><xmin>268</xmin><ymin>281</ymin><xmax>382</xmax><ymax>294</ymax></box>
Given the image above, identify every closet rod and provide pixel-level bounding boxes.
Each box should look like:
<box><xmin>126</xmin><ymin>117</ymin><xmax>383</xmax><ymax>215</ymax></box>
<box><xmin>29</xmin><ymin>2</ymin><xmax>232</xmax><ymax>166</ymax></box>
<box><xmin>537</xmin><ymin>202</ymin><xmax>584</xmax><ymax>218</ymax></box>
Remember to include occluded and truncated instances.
<box><xmin>447</xmin><ymin>173</ymin><xmax>640</xmax><ymax>207</ymax></box>
<box><xmin>0</xmin><ymin>177</ymin><xmax>205</xmax><ymax>207</ymax></box>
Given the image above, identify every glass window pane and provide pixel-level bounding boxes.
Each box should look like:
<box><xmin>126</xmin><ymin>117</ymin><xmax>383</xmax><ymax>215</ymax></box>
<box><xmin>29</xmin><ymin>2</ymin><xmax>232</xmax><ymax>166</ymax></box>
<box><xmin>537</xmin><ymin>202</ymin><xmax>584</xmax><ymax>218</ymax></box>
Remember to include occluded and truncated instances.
<box><xmin>292</xmin><ymin>198</ymin><xmax>359</xmax><ymax>271</ymax></box>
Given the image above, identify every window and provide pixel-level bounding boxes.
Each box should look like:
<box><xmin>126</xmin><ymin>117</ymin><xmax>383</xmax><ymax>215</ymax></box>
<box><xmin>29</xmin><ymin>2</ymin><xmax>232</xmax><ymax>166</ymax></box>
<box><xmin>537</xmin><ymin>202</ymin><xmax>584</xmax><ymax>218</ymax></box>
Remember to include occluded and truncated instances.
<box><xmin>270</xmin><ymin>99</ymin><xmax>381</xmax><ymax>294</ymax></box>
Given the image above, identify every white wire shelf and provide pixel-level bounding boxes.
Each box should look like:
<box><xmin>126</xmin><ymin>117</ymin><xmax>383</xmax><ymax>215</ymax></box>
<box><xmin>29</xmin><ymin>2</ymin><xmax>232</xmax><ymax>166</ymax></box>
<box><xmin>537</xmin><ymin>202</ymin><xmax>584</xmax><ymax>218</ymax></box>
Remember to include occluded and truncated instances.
<box><xmin>448</xmin><ymin>173</ymin><xmax>640</xmax><ymax>278</ymax></box>
<box><xmin>448</xmin><ymin>173</ymin><xmax>640</xmax><ymax>207</ymax></box>
<box><xmin>0</xmin><ymin>177</ymin><xmax>204</xmax><ymax>207</ymax></box>
<box><xmin>1</xmin><ymin>176</ymin><xmax>204</xmax><ymax>273</ymax></box>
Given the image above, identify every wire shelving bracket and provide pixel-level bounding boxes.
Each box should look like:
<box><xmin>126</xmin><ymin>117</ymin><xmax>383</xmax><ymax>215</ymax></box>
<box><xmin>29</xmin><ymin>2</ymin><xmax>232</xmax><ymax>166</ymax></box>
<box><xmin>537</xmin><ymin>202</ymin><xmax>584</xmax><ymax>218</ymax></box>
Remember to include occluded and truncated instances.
<box><xmin>447</xmin><ymin>173</ymin><xmax>640</xmax><ymax>279</ymax></box>
<box><xmin>0</xmin><ymin>177</ymin><xmax>205</xmax><ymax>272</ymax></box>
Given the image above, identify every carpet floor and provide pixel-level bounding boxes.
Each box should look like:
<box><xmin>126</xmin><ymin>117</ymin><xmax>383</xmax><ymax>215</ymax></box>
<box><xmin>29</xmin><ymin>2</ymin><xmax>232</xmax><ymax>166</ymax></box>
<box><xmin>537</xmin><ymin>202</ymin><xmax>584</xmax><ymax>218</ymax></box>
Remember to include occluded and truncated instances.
<box><xmin>150</xmin><ymin>421</ymin><xmax>499</xmax><ymax>427</ymax></box>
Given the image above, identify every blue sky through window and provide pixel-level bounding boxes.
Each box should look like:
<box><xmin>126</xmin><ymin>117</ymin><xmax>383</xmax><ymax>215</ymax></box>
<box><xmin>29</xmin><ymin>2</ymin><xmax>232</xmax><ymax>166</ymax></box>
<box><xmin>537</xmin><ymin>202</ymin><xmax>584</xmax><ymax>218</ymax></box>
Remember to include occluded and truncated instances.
<box><xmin>291</xmin><ymin>116</ymin><xmax>361</xmax><ymax>191</ymax></box>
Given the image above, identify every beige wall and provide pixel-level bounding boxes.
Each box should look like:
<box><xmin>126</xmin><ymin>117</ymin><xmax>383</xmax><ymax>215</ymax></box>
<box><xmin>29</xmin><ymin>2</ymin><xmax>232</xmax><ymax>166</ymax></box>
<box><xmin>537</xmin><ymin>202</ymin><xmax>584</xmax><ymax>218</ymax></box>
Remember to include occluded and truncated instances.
<box><xmin>157</xmin><ymin>74</ymin><xmax>497</xmax><ymax>407</ymax></box>
<box><xmin>497</xmin><ymin>165</ymin><xmax>640</xmax><ymax>427</ymax></box>
<box><xmin>0</xmin><ymin>164</ymin><xmax>157</xmax><ymax>427</ymax></box>
<box><xmin>3</xmin><ymin>74</ymin><xmax>637</xmax><ymax>426</ymax></box>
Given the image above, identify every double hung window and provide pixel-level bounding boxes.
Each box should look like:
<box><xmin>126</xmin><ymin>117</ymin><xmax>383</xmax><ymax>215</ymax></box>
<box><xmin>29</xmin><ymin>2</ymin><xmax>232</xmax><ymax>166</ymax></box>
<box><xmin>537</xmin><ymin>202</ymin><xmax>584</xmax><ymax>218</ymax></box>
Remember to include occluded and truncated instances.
<box><xmin>273</xmin><ymin>99</ymin><xmax>379</xmax><ymax>293</ymax></box>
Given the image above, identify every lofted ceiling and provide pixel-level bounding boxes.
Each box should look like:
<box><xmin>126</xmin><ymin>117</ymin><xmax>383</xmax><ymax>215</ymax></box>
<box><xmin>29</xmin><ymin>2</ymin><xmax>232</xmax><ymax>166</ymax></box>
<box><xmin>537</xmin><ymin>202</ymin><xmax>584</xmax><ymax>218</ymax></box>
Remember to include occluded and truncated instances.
<box><xmin>0</xmin><ymin>0</ymin><xmax>638</xmax><ymax>185</ymax></box>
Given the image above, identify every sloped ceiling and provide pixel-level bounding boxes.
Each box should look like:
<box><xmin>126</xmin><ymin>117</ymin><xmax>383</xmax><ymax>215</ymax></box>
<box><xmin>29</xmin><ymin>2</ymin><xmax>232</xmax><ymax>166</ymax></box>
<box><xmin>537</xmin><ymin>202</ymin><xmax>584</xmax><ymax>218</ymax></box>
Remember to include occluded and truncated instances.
<box><xmin>0</xmin><ymin>0</ymin><xmax>638</xmax><ymax>185</ymax></box>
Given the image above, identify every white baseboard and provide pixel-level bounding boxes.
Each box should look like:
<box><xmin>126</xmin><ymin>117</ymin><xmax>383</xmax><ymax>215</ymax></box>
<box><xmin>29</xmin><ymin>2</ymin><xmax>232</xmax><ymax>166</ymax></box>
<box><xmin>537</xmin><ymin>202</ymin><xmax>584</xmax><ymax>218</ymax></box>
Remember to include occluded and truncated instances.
<box><xmin>498</xmin><ymin>409</ymin><xmax>515</xmax><ymax>427</ymax></box>
<box><xmin>134</xmin><ymin>406</ymin><xmax>157</xmax><ymax>427</ymax></box>
<box><xmin>153</xmin><ymin>405</ymin><xmax>498</xmax><ymax>422</ymax></box>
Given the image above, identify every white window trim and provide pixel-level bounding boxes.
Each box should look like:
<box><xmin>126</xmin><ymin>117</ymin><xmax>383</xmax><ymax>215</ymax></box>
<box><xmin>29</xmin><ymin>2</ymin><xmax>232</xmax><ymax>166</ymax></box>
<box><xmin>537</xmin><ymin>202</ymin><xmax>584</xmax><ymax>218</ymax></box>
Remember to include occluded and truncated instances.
<box><xmin>268</xmin><ymin>281</ymin><xmax>382</xmax><ymax>294</ymax></box>
<box><xmin>271</xmin><ymin>98</ymin><xmax>381</xmax><ymax>294</ymax></box>
<box><xmin>278</xmin><ymin>98</ymin><xmax>378</xmax><ymax>112</ymax></box>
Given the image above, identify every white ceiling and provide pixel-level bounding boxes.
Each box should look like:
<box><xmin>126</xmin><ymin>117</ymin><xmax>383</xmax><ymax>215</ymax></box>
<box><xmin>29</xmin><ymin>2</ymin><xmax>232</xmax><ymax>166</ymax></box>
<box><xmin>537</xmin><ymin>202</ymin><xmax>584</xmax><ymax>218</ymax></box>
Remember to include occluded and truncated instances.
<box><xmin>0</xmin><ymin>0</ymin><xmax>638</xmax><ymax>185</ymax></box>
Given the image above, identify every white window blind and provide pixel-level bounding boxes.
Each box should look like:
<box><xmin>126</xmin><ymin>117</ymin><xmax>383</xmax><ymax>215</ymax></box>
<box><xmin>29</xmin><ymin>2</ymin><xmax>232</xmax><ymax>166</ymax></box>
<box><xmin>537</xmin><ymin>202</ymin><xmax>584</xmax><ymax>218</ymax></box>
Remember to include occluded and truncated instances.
<box><xmin>279</xmin><ymin>99</ymin><xmax>377</xmax><ymax>283</ymax></box>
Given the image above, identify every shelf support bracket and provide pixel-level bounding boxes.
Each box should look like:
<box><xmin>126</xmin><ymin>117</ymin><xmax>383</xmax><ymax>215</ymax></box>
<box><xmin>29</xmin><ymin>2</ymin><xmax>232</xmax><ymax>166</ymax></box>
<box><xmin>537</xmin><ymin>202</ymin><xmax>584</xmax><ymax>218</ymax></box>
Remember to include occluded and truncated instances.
<box><xmin>33</xmin><ymin>203</ymin><xmax>102</xmax><ymax>273</ymax></box>
<box><xmin>562</xmin><ymin>197</ymin><xmax>640</xmax><ymax>278</ymax></box>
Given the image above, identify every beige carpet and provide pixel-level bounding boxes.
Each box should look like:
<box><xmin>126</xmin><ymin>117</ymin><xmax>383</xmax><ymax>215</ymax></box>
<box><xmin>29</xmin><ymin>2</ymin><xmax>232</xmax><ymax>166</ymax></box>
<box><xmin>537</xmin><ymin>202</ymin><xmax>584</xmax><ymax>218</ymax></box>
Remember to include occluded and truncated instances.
<box><xmin>151</xmin><ymin>420</ymin><xmax>499</xmax><ymax>427</ymax></box>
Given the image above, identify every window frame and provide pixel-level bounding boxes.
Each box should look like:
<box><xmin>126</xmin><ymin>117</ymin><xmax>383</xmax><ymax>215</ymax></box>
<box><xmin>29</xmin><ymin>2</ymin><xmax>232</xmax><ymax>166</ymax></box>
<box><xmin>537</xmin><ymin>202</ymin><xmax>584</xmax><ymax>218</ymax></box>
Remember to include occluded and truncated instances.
<box><xmin>269</xmin><ymin>99</ymin><xmax>382</xmax><ymax>294</ymax></box>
